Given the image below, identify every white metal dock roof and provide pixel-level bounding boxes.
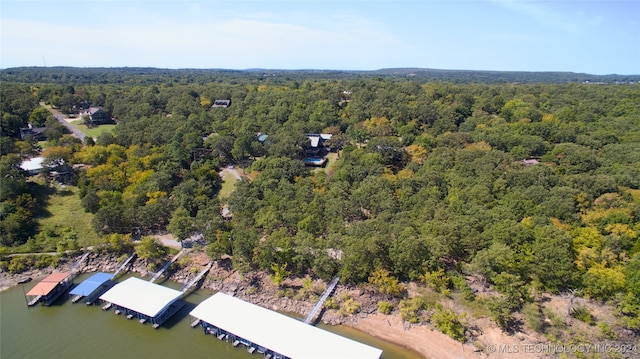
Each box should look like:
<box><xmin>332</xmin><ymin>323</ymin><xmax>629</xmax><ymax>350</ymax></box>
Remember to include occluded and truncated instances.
<box><xmin>99</xmin><ymin>277</ymin><xmax>182</xmax><ymax>318</ymax></box>
<box><xmin>190</xmin><ymin>292</ymin><xmax>383</xmax><ymax>359</ymax></box>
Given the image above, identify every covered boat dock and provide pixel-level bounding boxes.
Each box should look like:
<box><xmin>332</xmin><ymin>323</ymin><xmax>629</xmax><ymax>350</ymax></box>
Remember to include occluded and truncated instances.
<box><xmin>69</xmin><ymin>272</ymin><xmax>115</xmax><ymax>304</ymax></box>
<box><xmin>99</xmin><ymin>277</ymin><xmax>184</xmax><ymax>329</ymax></box>
<box><xmin>25</xmin><ymin>272</ymin><xmax>74</xmax><ymax>306</ymax></box>
<box><xmin>189</xmin><ymin>292</ymin><xmax>383</xmax><ymax>359</ymax></box>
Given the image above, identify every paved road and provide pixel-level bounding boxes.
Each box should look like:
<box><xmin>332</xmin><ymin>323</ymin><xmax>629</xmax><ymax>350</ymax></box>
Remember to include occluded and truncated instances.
<box><xmin>54</xmin><ymin>114</ymin><xmax>86</xmax><ymax>142</ymax></box>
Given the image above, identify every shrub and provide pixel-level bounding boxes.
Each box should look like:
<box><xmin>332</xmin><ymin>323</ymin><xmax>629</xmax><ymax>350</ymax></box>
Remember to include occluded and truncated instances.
<box><xmin>522</xmin><ymin>302</ymin><xmax>545</xmax><ymax>332</ymax></box>
<box><xmin>399</xmin><ymin>297</ymin><xmax>425</xmax><ymax>324</ymax></box>
<box><xmin>487</xmin><ymin>297</ymin><xmax>516</xmax><ymax>332</ymax></box>
<box><xmin>340</xmin><ymin>298</ymin><xmax>361</xmax><ymax>315</ymax></box>
<box><xmin>431</xmin><ymin>306</ymin><xmax>466</xmax><ymax>342</ymax></box>
<box><xmin>368</xmin><ymin>268</ymin><xmax>405</xmax><ymax>297</ymax></box>
<box><xmin>377</xmin><ymin>301</ymin><xmax>394</xmax><ymax>315</ymax></box>
<box><xmin>324</xmin><ymin>297</ymin><xmax>339</xmax><ymax>310</ymax></box>
<box><xmin>275</xmin><ymin>287</ymin><xmax>295</xmax><ymax>298</ymax></box>
<box><xmin>8</xmin><ymin>257</ymin><xmax>28</xmax><ymax>273</ymax></box>
<box><xmin>597</xmin><ymin>322</ymin><xmax>617</xmax><ymax>339</ymax></box>
<box><xmin>451</xmin><ymin>273</ymin><xmax>475</xmax><ymax>301</ymax></box>
<box><xmin>421</xmin><ymin>268</ymin><xmax>451</xmax><ymax>295</ymax></box>
<box><xmin>246</xmin><ymin>286</ymin><xmax>258</xmax><ymax>295</ymax></box>
<box><xmin>543</xmin><ymin>307</ymin><xmax>565</xmax><ymax>328</ymax></box>
<box><xmin>570</xmin><ymin>305</ymin><xmax>595</xmax><ymax>325</ymax></box>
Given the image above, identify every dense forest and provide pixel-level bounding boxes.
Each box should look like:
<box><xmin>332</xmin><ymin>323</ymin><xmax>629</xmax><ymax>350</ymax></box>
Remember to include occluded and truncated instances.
<box><xmin>1</xmin><ymin>67</ymin><xmax>639</xmax><ymax>336</ymax></box>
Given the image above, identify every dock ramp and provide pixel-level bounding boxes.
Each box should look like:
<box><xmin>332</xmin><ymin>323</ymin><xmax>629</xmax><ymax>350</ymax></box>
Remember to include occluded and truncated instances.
<box><xmin>113</xmin><ymin>253</ymin><xmax>136</xmax><ymax>277</ymax></box>
<box><xmin>303</xmin><ymin>276</ymin><xmax>339</xmax><ymax>324</ymax></box>
<box><xmin>181</xmin><ymin>262</ymin><xmax>213</xmax><ymax>294</ymax></box>
<box><xmin>149</xmin><ymin>249</ymin><xmax>187</xmax><ymax>283</ymax></box>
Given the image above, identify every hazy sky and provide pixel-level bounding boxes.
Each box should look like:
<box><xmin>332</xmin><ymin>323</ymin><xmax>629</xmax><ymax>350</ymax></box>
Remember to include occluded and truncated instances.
<box><xmin>2</xmin><ymin>0</ymin><xmax>639</xmax><ymax>74</ymax></box>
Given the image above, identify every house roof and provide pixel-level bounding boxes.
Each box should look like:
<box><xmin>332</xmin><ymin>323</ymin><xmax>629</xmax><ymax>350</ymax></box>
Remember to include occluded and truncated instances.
<box><xmin>26</xmin><ymin>272</ymin><xmax>72</xmax><ymax>296</ymax></box>
<box><xmin>307</xmin><ymin>135</ymin><xmax>321</xmax><ymax>148</ymax></box>
<box><xmin>20</xmin><ymin>127</ymin><xmax>47</xmax><ymax>139</ymax></box>
<box><xmin>99</xmin><ymin>277</ymin><xmax>182</xmax><ymax>318</ymax></box>
<box><xmin>212</xmin><ymin>100</ymin><xmax>231</xmax><ymax>108</ymax></box>
<box><xmin>88</xmin><ymin>107</ymin><xmax>104</xmax><ymax>114</ymax></box>
<box><xmin>190</xmin><ymin>292</ymin><xmax>383</xmax><ymax>359</ymax></box>
<box><xmin>20</xmin><ymin>156</ymin><xmax>45</xmax><ymax>172</ymax></box>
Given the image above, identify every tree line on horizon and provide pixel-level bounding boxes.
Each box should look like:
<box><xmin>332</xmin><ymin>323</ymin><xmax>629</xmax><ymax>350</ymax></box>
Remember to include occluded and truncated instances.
<box><xmin>2</xmin><ymin>66</ymin><xmax>639</xmax><ymax>85</ymax></box>
<box><xmin>1</xmin><ymin>68</ymin><xmax>639</xmax><ymax>334</ymax></box>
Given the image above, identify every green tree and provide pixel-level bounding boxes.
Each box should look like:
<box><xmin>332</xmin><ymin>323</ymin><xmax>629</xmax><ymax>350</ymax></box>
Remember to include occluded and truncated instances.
<box><xmin>368</xmin><ymin>268</ymin><xmax>405</xmax><ymax>297</ymax></box>
<box><xmin>431</xmin><ymin>305</ymin><xmax>466</xmax><ymax>342</ymax></box>
<box><xmin>28</xmin><ymin>107</ymin><xmax>53</xmax><ymax>127</ymax></box>
<box><xmin>135</xmin><ymin>236</ymin><xmax>166</xmax><ymax>261</ymax></box>
<box><xmin>270</xmin><ymin>262</ymin><xmax>290</xmax><ymax>287</ymax></box>
<box><xmin>167</xmin><ymin>207</ymin><xmax>194</xmax><ymax>244</ymax></box>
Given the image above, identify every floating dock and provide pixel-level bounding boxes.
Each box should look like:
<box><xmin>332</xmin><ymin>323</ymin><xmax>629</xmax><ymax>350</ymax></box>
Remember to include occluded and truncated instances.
<box><xmin>25</xmin><ymin>272</ymin><xmax>74</xmax><ymax>306</ymax></box>
<box><xmin>69</xmin><ymin>272</ymin><xmax>115</xmax><ymax>305</ymax></box>
<box><xmin>189</xmin><ymin>292</ymin><xmax>382</xmax><ymax>359</ymax></box>
<box><xmin>99</xmin><ymin>277</ymin><xmax>184</xmax><ymax>329</ymax></box>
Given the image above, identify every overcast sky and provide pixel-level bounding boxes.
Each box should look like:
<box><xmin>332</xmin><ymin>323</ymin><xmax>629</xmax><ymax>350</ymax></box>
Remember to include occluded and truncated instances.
<box><xmin>2</xmin><ymin>0</ymin><xmax>638</xmax><ymax>74</ymax></box>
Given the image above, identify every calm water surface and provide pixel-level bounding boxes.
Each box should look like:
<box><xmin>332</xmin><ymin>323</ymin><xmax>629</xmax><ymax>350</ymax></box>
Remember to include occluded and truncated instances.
<box><xmin>1</xmin><ymin>273</ymin><xmax>422</xmax><ymax>359</ymax></box>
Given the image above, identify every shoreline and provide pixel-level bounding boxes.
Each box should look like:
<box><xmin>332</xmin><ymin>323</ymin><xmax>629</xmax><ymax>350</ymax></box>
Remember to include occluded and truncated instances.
<box><xmin>0</xmin><ymin>251</ymin><xmax>539</xmax><ymax>359</ymax></box>
<box><xmin>0</xmin><ymin>252</ymin><xmax>432</xmax><ymax>358</ymax></box>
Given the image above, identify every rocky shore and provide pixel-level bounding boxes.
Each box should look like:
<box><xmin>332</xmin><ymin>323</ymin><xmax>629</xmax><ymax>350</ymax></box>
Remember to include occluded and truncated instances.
<box><xmin>1</xmin><ymin>252</ymin><xmax>434</xmax><ymax>356</ymax></box>
<box><xmin>0</xmin><ymin>251</ymin><xmax>572</xmax><ymax>359</ymax></box>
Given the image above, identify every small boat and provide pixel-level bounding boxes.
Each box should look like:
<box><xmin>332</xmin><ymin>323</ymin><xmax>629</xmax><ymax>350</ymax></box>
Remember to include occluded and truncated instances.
<box><xmin>18</xmin><ymin>277</ymin><xmax>32</xmax><ymax>284</ymax></box>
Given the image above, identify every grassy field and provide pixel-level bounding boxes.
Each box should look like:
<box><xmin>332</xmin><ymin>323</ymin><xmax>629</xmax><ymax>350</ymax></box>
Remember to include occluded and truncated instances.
<box><xmin>218</xmin><ymin>170</ymin><xmax>239</xmax><ymax>199</ymax></box>
<box><xmin>313</xmin><ymin>152</ymin><xmax>339</xmax><ymax>174</ymax></box>
<box><xmin>70</xmin><ymin>120</ymin><xmax>117</xmax><ymax>139</ymax></box>
<box><xmin>33</xmin><ymin>183</ymin><xmax>99</xmax><ymax>251</ymax></box>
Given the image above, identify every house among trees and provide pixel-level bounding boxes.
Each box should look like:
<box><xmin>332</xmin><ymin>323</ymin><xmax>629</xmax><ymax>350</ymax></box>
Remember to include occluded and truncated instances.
<box><xmin>211</xmin><ymin>100</ymin><xmax>231</xmax><ymax>108</ymax></box>
<box><xmin>20</xmin><ymin>125</ymin><xmax>47</xmax><ymax>141</ymax></box>
<box><xmin>80</xmin><ymin>107</ymin><xmax>113</xmax><ymax>125</ymax></box>
<box><xmin>303</xmin><ymin>133</ymin><xmax>332</xmax><ymax>167</ymax></box>
<box><xmin>20</xmin><ymin>156</ymin><xmax>45</xmax><ymax>176</ymax></box>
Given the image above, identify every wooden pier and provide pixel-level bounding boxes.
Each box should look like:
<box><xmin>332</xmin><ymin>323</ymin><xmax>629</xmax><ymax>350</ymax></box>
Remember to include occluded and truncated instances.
<box><xmin>70</xmin><ymin>252</ymin><xmax>90</xmax><ymax>277</ymax></box>
<box><xmin>181</xmin><ymin>262</ymin><xmax>214</xmax><ymax>295</ymax></box>
<box><xmin>113</xmin><ymin>253</ymin><xmax>136</xmax><ymax>277</ymax></box>
<box><xmin>303</xmin><ymin>276</ymin><xmax>339</xmax><ymax>324</ymax></box>
<box><xmin>149</xmin><ymin>249</ymin><xmax>187</xmax><ymax>283</ymax></box>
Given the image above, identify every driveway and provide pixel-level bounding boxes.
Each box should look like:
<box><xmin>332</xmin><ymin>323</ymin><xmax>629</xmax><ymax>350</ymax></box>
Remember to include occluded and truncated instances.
<box><xmin>54</xmin><ymin>114</ymin><xmax>86</xmax><ymax>142</ymax></box>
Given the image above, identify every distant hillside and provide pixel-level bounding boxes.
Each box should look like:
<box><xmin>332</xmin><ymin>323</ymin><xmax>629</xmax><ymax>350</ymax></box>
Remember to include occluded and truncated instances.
<box><xmin>1</xmin><ymin>66</ymin><xmax>639</xmax><ymax>85</ymax></box>
<box><xmin>372</xmin><ymin>67</ymin><xmax>640</xmax><ymax>84</ymax></box>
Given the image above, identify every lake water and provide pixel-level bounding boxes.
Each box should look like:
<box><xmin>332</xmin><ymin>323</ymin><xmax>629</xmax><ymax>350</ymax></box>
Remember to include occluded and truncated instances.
<box><xmin>1</xmin><ymin>273</ymin><xmax>422</xmax><ymax>359</ymax></box>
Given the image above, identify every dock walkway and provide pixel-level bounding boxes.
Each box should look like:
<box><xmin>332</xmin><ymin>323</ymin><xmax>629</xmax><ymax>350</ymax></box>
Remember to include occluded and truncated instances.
<box><xmin>149</xmin><ymin>249</ymin><xmax>187</xmax><ymax>283</ymax></box>
<box><xmin>181</xmin><ymin>262</ymin><xmax>213</xmax><ymax>294</ymax></box>
<box><xmin>113</xmin><ymin>253</ymin><xmax>136</xmax><ymax>277</ymax></box>
<box><xmin>70</xmin><ymin>252</ymin><xmax>90</xmax><ymax>275</ymax></box>
<box><xmin>303</xmin><ymin>276</ymin><xmax>339</xmax><ymax>324</ymax></box>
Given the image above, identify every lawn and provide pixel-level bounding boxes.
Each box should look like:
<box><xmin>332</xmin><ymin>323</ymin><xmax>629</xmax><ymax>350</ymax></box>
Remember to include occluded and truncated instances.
<box><xmin>218</xmin><ymin>170</ymin><xmax>239</xmax><ymax>200</ymax></box>
<box><xmin>313</xmin><ymin>152</ymin><xmax>339</xmax><ymax>174</ymax></box>
<box><xmin>70</xmin><ymin>120</ymin><xmax>116</xmax><ymax>139</ymax></box>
